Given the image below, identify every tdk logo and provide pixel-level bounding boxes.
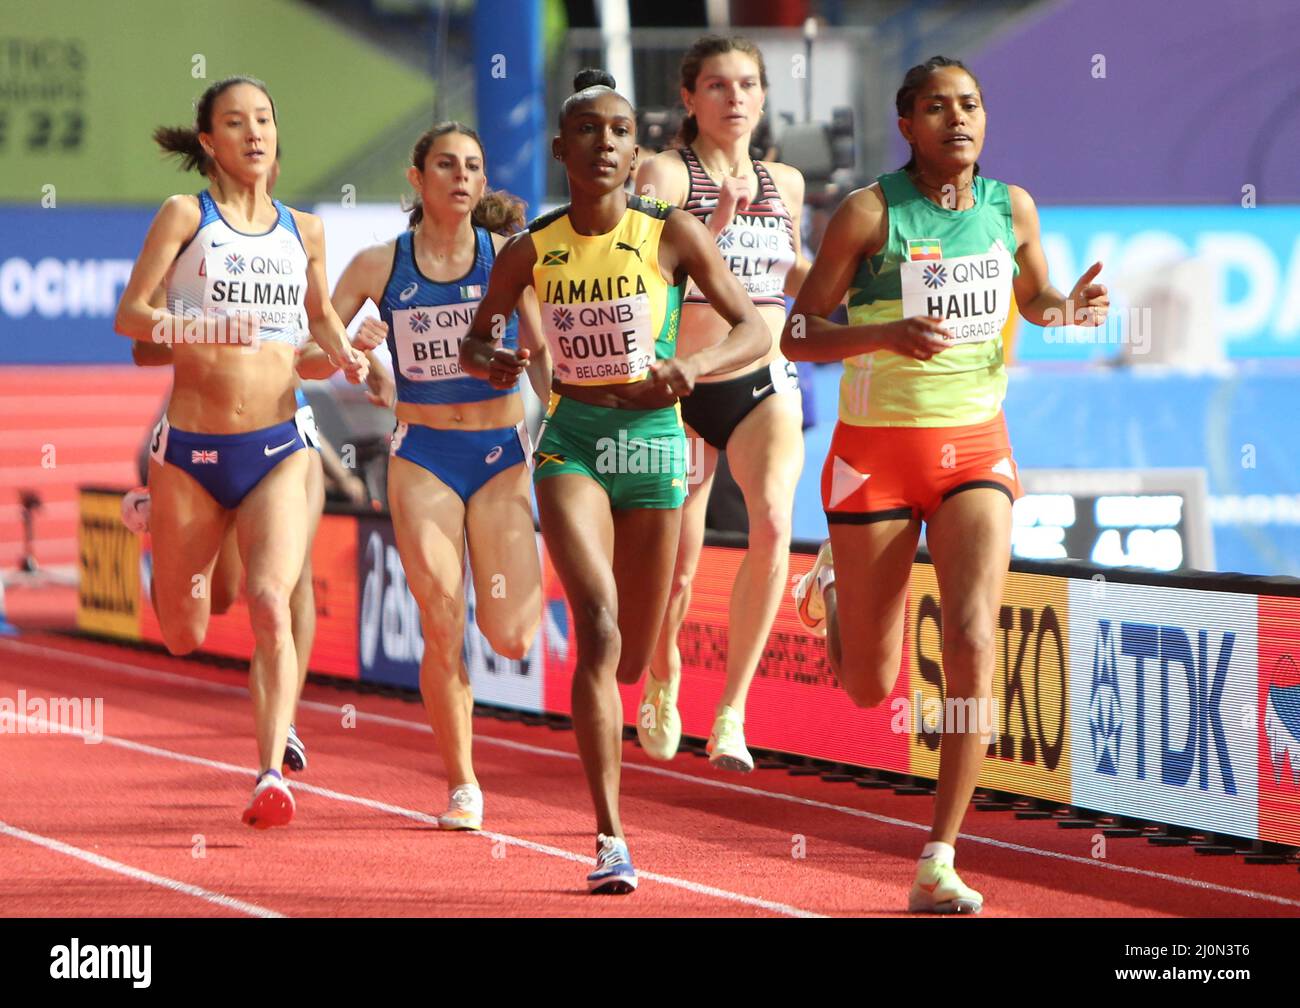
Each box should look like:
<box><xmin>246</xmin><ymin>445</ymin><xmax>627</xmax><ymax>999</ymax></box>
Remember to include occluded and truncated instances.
<box><xmin>1089</xmin><ymin>619</ymin><xmax>1237</xmax><ymax>794</ymax></box>
<box><xmin>1089</xmin><ymin>620</ymin><xmax>1123</xmax><ymax>775</ymax></box>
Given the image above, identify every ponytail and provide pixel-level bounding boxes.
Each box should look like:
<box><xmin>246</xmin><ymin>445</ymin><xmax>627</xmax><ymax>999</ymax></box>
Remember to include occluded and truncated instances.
<box><xmin>152</xmin><ymin>125</ymin><xmax>207</xmax><ymax>174</ymax></box>
<box><xmin>472</xmin><ymin>190</ymin><xmax>527</xmax><ymax>235</ymax></box>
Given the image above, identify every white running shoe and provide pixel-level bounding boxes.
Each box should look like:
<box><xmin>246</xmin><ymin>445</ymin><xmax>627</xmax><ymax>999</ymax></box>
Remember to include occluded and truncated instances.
<box><xmin>242</xmin><ymin>770</ymin><xmax>294</xmax><ymax>829</ymax></box>
<box><xmin>707</xmin><ymin>705</ymin><xmax>754</xmax><ymax>773</ymax></box>
<box><xmin>121</xmin><ymin>486</ymin><xmax>151</xmax><ymax>534</ymax></box>
<box><xmin>908</xmin><ymin>859</ymin><xmax>984</xmax><ymax>914</ymax></box>
<box><xmin>791</xmin><ymin>539</ymin><xmax>833</xmax><ymax>638</ymax></box>
<box><xmin>438</xmin><ymin>783</ymin><xmax>484</xmax><ymax>831</ymax></box>
<box><xmin>637</xmin><ymin>670</ymin><xmax>682</xmax><ymax>761</ymax></box>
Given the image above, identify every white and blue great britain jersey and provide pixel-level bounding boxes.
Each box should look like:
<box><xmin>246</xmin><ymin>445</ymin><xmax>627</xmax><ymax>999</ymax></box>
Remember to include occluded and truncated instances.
<box><xmin>165</xmin><ymin>190</ymin><xmax>309</xmax><ymax>347</ymax></box>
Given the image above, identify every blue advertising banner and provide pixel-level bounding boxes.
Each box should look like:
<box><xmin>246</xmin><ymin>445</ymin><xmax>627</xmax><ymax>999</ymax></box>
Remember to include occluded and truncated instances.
<box><xmin>0</xmin><ymin>206</ymin><xmax>155</xmax><ymax>363</ymax></box>
<box><xmin>1022</xmin><ymin>206</ymin><xmax>1300</xmax><ymax>361</ymax></box>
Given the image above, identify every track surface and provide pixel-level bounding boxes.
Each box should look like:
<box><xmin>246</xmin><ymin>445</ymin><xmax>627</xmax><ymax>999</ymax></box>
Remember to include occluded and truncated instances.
<box><xmin>2</xmin><ymin>633</ymin><xmax>1299</xmax><ymax>918</ymax></box>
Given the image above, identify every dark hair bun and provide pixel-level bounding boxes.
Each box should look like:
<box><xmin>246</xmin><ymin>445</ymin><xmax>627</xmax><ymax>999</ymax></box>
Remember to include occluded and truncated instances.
<box><xmin>573</xmin><ymin>68</ymin><xmax>616</xmax><ymax>91</ymax></box>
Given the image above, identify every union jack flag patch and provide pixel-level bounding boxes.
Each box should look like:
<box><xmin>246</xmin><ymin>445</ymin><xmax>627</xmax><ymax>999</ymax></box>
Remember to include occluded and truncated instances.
<box><xmin>191</xmin><ymin>450</ymin><xmax>219</xmax><ymax>464</ymax></box>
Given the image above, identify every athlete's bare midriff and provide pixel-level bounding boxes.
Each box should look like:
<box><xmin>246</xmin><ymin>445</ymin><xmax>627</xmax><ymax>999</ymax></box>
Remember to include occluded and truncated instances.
<box><xmin>395</xmin><ymin>393</ymin><xmax>524</xmax><ymax>431</ymax></box>
<box><xmin>678</xmin><ymin>300</ymin><xmax>786</xmax><ymax>383</ymax></box>
<box><xmin>166</xmin><ymin>342</ymin><xmax>298</xmax><ymax>433</ymax></box>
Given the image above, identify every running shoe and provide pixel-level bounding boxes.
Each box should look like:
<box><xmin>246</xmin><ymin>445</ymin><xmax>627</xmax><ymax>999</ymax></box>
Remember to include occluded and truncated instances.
<box><xmin>637</xmin><ymin>670</ymin><xmax>682</xmax><ymax>761</ymax></box>
<box><xmin>908</xmin><ymin>859</ymin><xmax>983</xmax><ymax>914</ymax></box>
<box><xmin>438</xmin><ymin>783</ymin><xmax>484</xmax><ymax>831</ymax></box>
<box><xmin>587</xmin><ymin>833</ymin><xmax>638</xmax><ymax>894</ymax></box>
<box><xmin>282</xmin><ymin>723</ymin><xmax>307</xmax><ymax>773</ymax></box>
<box><xmin>791</xmin><ymin>539</ymin><xmax>833</xmax><ymax>638</ymax></box>
<box><xmin>120</xmin><ymin>486</ymin><xmax>150</xmax><ymax>534</ymax></box>
<box><xmin>707</xmin><ymin>705</ymin><xmax>754</xmax><ymax>773</ymax></box>
<box><xmin>241</xmin><ymin>769</ymin><xmax>294</xmax><ymax>830</ymax></box>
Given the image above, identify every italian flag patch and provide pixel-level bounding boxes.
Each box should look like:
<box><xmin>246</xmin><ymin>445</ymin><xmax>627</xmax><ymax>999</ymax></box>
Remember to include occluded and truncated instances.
<box><xmin>908</xmin><ymin>238</ymin><xmax>943</xmax><ymax>261</ymax></box>
<box><xmin>459</xmin><ymin>284</ymin><xmax>483</xmax><ymax>299</ymax></box>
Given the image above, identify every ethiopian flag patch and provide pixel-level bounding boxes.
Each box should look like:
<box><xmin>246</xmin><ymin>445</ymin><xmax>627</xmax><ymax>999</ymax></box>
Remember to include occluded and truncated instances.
<box><xmin>908</xmin><ymin>238</ymin><xmax>943</xmax><ymax>261</ymax></box>
<box><xmin>541</xmin><ymin>249</ymin><xmax>569</xmax><ymax>266</ymax></box>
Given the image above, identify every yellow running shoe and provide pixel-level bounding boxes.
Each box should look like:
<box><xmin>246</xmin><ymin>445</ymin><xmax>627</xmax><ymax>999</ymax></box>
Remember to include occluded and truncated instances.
<box><xmin>637</xmin><ymin>670</ymin><xmax>682</xmax><ymax>761</ymax></box>
<box><xmin>791</xmin><ymin>540</ymin><xmax>833</xmax><ymax>638</ymax></box>
<box><xmin>707</xmin><ymin>705</ymin><xmax>754</xmax><ymax>773</ymax></box>
<box><xmin>908</xmin><ymin>859</ymin><xmax>983</xmax><ymax>914</ymax></box>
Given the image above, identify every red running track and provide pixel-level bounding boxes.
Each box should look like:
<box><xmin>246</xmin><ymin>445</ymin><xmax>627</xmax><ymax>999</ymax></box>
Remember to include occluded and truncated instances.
<box><xmin>2</xmin><ymin>632</ymin><xmax>1299</xmax><ymax>918</ymax></box>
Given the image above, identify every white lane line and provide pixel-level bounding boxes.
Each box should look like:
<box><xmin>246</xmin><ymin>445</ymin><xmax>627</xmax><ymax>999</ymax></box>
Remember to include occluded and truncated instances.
<box><xmin>0</xmin><ymin>699</ymin><xmax>819</xmax><ymax>918</ymax></box>
<box><xmin>6</xmin><ymin>637</ymin><xmax>1298</xmax><ymax>911</ymax></box>
<box><xmin>0</xmin><ymin>817</ymin><xmax>284</xmax><ymax>919</ymax></box>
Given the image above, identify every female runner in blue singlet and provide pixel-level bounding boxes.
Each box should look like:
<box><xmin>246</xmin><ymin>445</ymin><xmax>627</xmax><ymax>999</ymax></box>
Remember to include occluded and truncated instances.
<box><xmin>330</xmin><ymin>123</ymin><xmax>548</xmax><ymax>831</ymax></box>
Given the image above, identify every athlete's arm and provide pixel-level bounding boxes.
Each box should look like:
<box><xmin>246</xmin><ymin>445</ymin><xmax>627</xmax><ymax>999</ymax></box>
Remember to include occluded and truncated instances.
<box><xmin>651</xmin><ymin>207</ymin><xmax>766</xmax><ymax>396</ymax></box>
<box><xmin>771</xmin><ymin>163</ymin><xmax>812</xmax><ymax>297</ymax></box>
<box><xmin>781</xmin><ymin>185</ymin><xmax>949</xmax><ymax>362</ymax></box>
<box><xmin>291</xmin><ymin>209</ymin><xmax>368</xmax><ymax>384</ymax></box>
<box><xmin>460</xmin><ymin>231</ymin><xmax>537</xmax><ymax>389</ymax></box>
<box><xmin>1009</xmin><ymin>185</ymin><xmax>1109</xmax><ymax>328</ymax></box>
<box><xmin>516</xmin><ymin>285</ymin><xmax>552</xmax><ymax>401</ymax></box>
<box><xmin>633</xmin><ymin>152</ymin><xmax>688</xmax><ymax>210</ymax></box>
<box><xmin>314</xmin><ymin>432</ymin><xmax>370</xmax><ymax>505</ymax></box>
<box><xmin>115</xmin><ymin>195</ymin><xmax>256</xmax><ymax>346</ymax></box>
<box><xmin>132</xmin><ymin>285</ymin><xmax>174</xmax><ymax>366</ymax></box>
<box><xmin>489</xmin><ymin>231</ymin><xmax>550</xmax><ymax>400</ymax></box>
<box><xmin>360</xmin><ymin>352</ymin><xmax>395</xmax><ymax>408</ymax></box>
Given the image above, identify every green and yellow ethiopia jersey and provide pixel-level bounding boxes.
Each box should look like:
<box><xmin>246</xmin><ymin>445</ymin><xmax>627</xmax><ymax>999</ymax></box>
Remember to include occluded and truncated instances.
<box><xmin>841</xmin><ymin>170</ymin><xmax>1019</xmax><ymax>427</ymax></box>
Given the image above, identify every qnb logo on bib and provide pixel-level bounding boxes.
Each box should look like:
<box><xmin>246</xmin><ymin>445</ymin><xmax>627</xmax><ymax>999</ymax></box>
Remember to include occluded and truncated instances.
<box><xmin>393</xmin><ymin>302</ymin><xmax>477</xmax><ymax>381</ymax></box>
<box><xmin>544</xmin><ymin>293</ymin><xmax>653</xmax><ymax>384</ymax></box>
<box><xmin>900</xmin><ymin>246</ymin><xmax>1012</xmax><ymax>346</ymax></box>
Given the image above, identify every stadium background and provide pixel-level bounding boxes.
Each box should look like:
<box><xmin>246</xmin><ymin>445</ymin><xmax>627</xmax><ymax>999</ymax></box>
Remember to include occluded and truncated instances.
<box><xmin>3</xmin><ymin>0</ymin><xmax>1299</xmax><ymax>850</ymax></box>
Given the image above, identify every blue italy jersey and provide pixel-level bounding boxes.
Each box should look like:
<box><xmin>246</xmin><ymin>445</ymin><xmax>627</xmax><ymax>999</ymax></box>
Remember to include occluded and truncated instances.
<box><xmin>377</xmin><ymin>227</ymin><xmax>519</xmax><ymax>405</ymax></box>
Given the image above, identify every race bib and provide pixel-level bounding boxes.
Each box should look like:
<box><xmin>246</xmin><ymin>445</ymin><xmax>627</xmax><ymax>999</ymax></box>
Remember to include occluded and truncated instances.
<box><xmin>391</xmin><ymin>302</ymin><xmax>477</xmax><ymax>382</ymax></box>
<box><xmin>203</xmin><ymin>247</ymin><xmax>308</xmax><ymax>339</ymax></box>
<box><xmin>544</xmin><ymin>293</ymin><xmax>653</xmax><ymax>385</ymax></box>
<box><xmin>687</xmin><ymin>216</ymin><xmax>792</xmax><ymax>300</ymax></box>
<box><xmin>900</xmin><ymin>243</ymin><xmax>1012</xmax><ymax>346</ymax></box>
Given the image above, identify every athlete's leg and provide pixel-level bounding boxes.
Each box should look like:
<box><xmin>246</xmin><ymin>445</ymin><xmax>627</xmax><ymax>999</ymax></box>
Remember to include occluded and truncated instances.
<box><xmin>234</xmin><ymin>450</ymin><xmax>310</xmax><ymax>774</ymax></box>
<box><xmin>388</xmin><ymin>455</ymin><xmax>476</xmax><ymax>789</ymax></box>
<box><xmin>536</xmin><ymin>474</ymin><xmax>622</xmax><ymax>836</ymax></box>
<box><xmin>714</xmin><ymin>391</ymin><xmax>803</xmax><ymax>713</ymax></box>
<box><xmin>922</xmin><ymin>488</ymin><xmax>1011</xmax><ymax>846</ymax></box>
<box><xmin>465</xmin><ymin>461</ymin><xmax>542</xmax><ymax>661</ymax></box>
<box><xmin>612</xmin><ymin>505</ymin><xmax>683</xmax><ymax>686</ymax></box>
<box><xmin>289</xmin><ymin>449</ymin><xmax>325</xmax><ymax>697</ymax></box>
<box><xmin>649</xmin><ymin>434</ymin><xmax>717</xmax><ymax>683</ymax></box>
<box><xmin>209</xmin><ymin>525</ymin><xmax>243</xmax><ymax>616</ymax></box>
<box><xmin>823</xmin><ymin>518</ymin><xmax>920</xmax><ymax>707</ymax></box>
<box><xmin>146</xmin><ymin>459</ymin><xmax>229</xmax><ymax>655</ymax></box>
